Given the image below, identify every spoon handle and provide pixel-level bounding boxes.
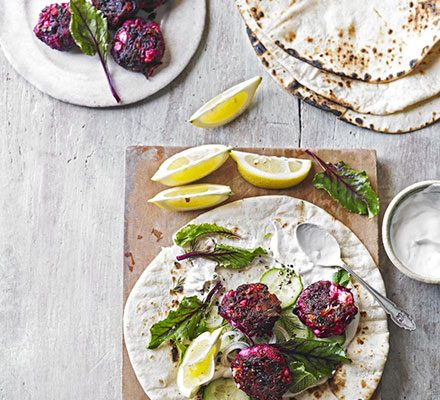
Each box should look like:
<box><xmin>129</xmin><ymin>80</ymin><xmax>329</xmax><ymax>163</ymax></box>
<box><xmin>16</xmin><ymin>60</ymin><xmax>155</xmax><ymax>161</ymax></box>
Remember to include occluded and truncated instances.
<box><xmin>340</xmin><ymin>262</ymin><xmax>416</xmax><ymax>331</ymax></box>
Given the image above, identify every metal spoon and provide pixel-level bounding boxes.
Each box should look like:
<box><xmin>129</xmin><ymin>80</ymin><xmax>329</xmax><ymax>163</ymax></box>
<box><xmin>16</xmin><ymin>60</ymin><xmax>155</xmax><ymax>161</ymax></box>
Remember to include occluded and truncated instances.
<box><xmin>295</xmin><ymin>223</ymin><xmax>416</xmax><ymax>331</ymax></box>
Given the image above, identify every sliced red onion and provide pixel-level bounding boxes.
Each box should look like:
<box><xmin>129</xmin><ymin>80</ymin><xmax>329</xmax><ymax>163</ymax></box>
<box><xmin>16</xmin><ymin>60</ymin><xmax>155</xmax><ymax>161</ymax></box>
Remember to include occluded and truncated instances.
<box><xmin>220</xmin><ymin>342</ymin><xmax>248</xmax><ymax>366</ymax></box>
<box><xmin>273</xmin><ymin>324</ymin><xmax>290</xmax><ymax>342</ymax></box>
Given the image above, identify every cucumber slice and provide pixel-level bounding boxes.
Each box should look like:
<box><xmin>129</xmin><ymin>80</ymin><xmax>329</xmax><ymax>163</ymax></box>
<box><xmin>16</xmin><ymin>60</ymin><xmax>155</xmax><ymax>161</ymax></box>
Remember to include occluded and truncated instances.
<box><xmin>260</xmin><ymin>268</ymin><xmax>303</xmax><ymax>308</ymax></box>
<box><xmin>278</xmin><ymin>311</ymin><xmax>313</xmax><ymax>339</ymax></box>
<box><xmin>205</xmin><ymin>307</ymin><xmax>224</xmax><ymax>330</ymax></box>
<box><xmin>204</xmin><ymin>379</ymin><xmax>250</xmax><ymax>400</ymax></box>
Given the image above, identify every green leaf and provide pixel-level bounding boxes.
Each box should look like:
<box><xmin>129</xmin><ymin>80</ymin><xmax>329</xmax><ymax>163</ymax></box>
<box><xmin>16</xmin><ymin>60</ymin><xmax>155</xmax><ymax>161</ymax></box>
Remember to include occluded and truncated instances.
<box><xmin>174</xmin><ymin>309</ymin><xmax>204</xmax><ymax>342</ymax></box>
<box><xmin>174</xmin><ymin>223</ymin><xmax>239</xmax><ymax>247</ymax></box>
<box><xmin>69</xmin><ymin>0</ymin><xmax>120</xmax><ymax>102</ymax></box>
<box><xmin>147</xmin><ymin>282</ymin><xmax>223</xmax><ymax>362</ymax></box>
<box><xmin>195</xmin><ymin>318</ymin><xmax>208</xmax><ymax>337</ymax></box>
<box><xmin>176</xmin><ymin>244</ymin><xmax>267</xmax><ymax>269</ymax></box>
<box><xmin>171</xmin><ymin>313</ymin><xmax>208</xmax><ymax>365</ymax></box>
<box><xmin>307</xmin><ymin>150</ymin><xmax>379</xmax><ymax>218</ymax></box>
<box><xmin>148</xmin><ymin>296</ymin><xmax>203</xmax><ymax>349</ymax></box>
<box><xmin>288</xmin><ymin>360</ymin><xmax>322</xmax><ymax>393</ymax></box>
<box><xmin>174</xmin><ymin>341</ymin><xmax>188</xmax><ymax>364</ymax></box>
<box><xmin>70</xmin><ymin>0</ymin><xmax>110</xmax><ymax>56</ymax></box>
<box><xmin>280</xmin><ymin>337</ymin><xmax>351</xmax><ymax>363</ymax></box>
<box><xmin>288</xmin><ymin>356</ymin><xmax>339</xmax><ymax>393</ymax></box>
<box><xmin>211</xmin><ymin>244</ymin><xmax>267</xmax><ymax>269</ymax></box>
<box><xmin>332</xmin><ymin>269</ymin><xmax>351</xmax><ymax>287</ymax></box>
<box><xmin>280</xmin><ymin>337</ymin><xmax>351</xmax><ymax>393</ymax></box>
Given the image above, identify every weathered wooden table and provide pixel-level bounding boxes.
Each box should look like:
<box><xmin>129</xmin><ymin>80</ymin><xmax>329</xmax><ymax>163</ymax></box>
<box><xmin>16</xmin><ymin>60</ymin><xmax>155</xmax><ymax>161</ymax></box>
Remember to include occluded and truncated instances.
<box><xmin>0</xmin><ymin>2</ymin><xmax>439</xmax><ymax>399</ymax></box>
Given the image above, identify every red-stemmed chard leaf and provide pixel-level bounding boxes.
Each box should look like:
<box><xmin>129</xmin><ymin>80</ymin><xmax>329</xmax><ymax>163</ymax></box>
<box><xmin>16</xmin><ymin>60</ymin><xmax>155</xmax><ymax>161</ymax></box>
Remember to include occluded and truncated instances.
<box><xmin>306</xmin><ymin>150</ymin><xmax>379</xmax><ymax>218</ymax></box>
<box><xmin>147</xmin><ymin>281</ymin><xmax>223</xmax><ymax>358</ymax></box>
<box><xmin>174</xmin><ymin>223</ymin><xmax>241</xmax><ymax>248</ymax></box>
<box><xmin>278</xmin><ymin>337</ymin><xmax>351</xmax><ymax>394</ymax></box>
<box><xmin>69</xmin><ymin>0</ymin><xmax>121</xmax><ymax>103</ymax></box>
<box><xmin>176</xmin><ymin>244</ymin><xmax>267</xmax><ymax>269</ymax></box>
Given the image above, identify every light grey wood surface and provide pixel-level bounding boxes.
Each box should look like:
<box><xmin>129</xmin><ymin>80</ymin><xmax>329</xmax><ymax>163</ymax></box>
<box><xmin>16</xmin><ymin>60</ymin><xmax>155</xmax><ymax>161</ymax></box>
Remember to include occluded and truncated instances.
<box><xmin>0</xmin><ymin>1</ymin><xmax>438</xmax><ymax>400</ymax></box>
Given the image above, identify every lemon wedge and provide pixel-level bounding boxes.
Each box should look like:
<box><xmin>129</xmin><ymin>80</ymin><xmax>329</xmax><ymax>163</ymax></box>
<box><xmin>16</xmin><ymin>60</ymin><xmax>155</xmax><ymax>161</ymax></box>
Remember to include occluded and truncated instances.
<box><xmin>177</xmin><ymin>328</ymin><xmax>223</xmax><ymax>398</ymax></box>
<box><xmin>148</xmin><ymin>184</ymin><xmax>232</xmax><ymax>211</ymax></box>
<box><xmin>185</xmin><ymin>327</ymin><xmax>223</xmax><ymax>366</ymax></box>
<box><xmin>230</xmin><ymin>150</ymin><xmax>312</xmax><ymax>189</ymax></box>
<box><xmin>190</xmin><ymin>76</ymin><xmax>262</xmax><ymax>128</ymax></box>
<box><xmin>151</xmin><ymin>144</ymin><xmax>232</xmax><ymax>186</ymax></box>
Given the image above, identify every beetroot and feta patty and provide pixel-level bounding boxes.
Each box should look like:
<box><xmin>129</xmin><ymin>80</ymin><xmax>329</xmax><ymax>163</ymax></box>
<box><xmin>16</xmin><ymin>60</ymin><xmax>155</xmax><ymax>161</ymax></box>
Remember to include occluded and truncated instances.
<box><xmin>91</xmin><ymin>0</ymin><xmax>138</xmax><ymax>28</ymax></box>
<box><xmin>293</xmin><ymin>280</ymin><xmax>358</xmax><ymax>338</ymax></box>
<box><xmin>111</xmin><ymin>18</ymin><xmax>165</xmax><ymax>77</ymax></box>
<box><xmin>34</xmin><ymin>3</ymin><xmax>76</xmax><ymax>52</ymax></box>
<box><xmin>231</xmin><ymin>345</ymin><xmax>292</xmax><ymax>400</ymax></box>
<box><xmin>219</xmin><ymin>283</ymin><xmax>282</xmax><ymax>338</ymax></box>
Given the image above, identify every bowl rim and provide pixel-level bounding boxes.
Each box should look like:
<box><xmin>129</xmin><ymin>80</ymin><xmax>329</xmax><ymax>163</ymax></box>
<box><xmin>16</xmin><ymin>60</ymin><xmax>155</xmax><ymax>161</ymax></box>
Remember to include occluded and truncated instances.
<box><xmin>382</xmin><ymin>179</ymin><xmax>440</xmax><ymax>285</ymax></box>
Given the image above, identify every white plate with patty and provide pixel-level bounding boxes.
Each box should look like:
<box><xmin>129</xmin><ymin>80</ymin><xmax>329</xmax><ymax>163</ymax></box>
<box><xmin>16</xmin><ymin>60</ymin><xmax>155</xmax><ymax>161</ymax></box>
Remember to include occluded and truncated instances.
<box><xmin>0</xmin><ymin>0</ymin><xmax>206</xmax><ymax>107</ymax></box>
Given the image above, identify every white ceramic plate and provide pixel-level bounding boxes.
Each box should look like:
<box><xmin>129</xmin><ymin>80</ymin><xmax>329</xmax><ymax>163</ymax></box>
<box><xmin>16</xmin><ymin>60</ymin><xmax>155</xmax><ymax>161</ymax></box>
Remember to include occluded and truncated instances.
<box><xmin>0</xmin><ymin>0</ymin><xmax>206</xmax><ymax>107</ymax></box>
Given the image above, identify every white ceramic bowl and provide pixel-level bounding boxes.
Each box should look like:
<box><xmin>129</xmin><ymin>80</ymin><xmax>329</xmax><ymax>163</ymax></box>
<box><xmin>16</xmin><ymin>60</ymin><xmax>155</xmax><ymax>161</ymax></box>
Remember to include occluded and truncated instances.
<box><xmin>382</xmin><ymin>180</ymin><xmax>440</xmax><ymax>284</ymax></box>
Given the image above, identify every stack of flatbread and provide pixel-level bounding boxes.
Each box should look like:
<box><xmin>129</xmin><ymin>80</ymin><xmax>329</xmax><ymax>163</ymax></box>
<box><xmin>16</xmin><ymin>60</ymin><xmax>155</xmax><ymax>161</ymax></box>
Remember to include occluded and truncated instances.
<box><xmin>236</xmin><ymin>0</ymin><xmax>440</xmax><ymax>133</ymax></box>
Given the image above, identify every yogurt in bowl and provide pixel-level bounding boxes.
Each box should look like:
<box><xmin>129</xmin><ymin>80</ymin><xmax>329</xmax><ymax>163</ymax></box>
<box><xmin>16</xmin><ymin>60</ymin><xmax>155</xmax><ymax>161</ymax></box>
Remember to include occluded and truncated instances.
<box><xmin>383</xmin><ymin>180</ymin><xmax>440</xmax><ymax>284</ymax></box>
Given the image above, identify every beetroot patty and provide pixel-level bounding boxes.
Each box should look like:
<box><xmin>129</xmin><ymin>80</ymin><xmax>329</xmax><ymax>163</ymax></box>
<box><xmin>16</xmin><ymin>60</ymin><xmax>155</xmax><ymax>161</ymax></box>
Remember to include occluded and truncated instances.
<box><xmin>91</xmin><ymin>0</ymin><xmax>138</xmax><ymax>28</ymax></box>
<box><xmin>219</xmin><ymin>283</ymin><xmax>281</xmax><ymax>338</ymax></box>
<box><xmin>293</xmin><ymin>280</ymin><xmax>358</xmax><ymax>338</ymax></box>
<box><xmin>34</xmin><ymin>3</ymin><xmax>76</xmax><ymax>52</ymax></box>
<box><xmin>111</xmin><ymin>18</ymin><xmax>165</xmax><ymax>77</ymax></box>
<box><xmin>231</xmin><ymin>345</ymin><xmax>292</xmax><ymax>400</ymax></box>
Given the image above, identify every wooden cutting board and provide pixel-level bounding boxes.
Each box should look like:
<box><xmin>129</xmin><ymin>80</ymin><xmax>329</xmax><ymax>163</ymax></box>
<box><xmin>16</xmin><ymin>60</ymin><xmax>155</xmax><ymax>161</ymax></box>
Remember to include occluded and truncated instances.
<box><xmin>123</xmin><ymin>146</ymin><xmax>379</xmax><ymax>400</ymax></box>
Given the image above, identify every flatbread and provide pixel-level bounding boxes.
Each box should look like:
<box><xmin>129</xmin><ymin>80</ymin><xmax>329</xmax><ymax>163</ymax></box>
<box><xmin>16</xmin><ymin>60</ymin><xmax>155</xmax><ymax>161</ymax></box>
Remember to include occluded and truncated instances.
<box><xmin>124</xmin><ymin>196</ymin><xmax>389</xmax><ymax>400</ymax></box>
<box><xmin>238</xmin><ymin>2</ymin><xmax>440</xmax><ymax>116</ymax></box>
<box><xmin>244</xmin><ymin>24</ymin><xmax>440</xmax><ymax>133</ymax></box>
<box><xmin>244</xmin><ymin>0</ymin><xmax>440</xmax><ymax>83</ymax></box>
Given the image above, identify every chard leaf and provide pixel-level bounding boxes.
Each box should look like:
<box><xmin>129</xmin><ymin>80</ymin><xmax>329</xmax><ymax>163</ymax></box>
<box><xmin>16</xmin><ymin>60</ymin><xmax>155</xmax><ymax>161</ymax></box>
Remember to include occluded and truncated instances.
<box><xmin>288</xmin><ymin>356</ymin><xmax>339</xmax><ymax>393</ymax></box>
<box><xmin>279</xmin><ymin>337</ymin><xmax>351</xmax><ymax>393</ymax></box>
<box><xmin>69</xmin><ymin>0</ymin><xmax>120</xmax><ymax>103</ymax></box>
<box><xmin>148</xmin><ymin>296</ymin><xmax>203</xmax><ymax>349</ymax></box>
<box><xmin>174</xmin><ymin>223</ymin><xmax>239</xmax><ymax>247</ymax></box>
<box><xmin>174</xmin><ymin>340</ymin><xmax>187</xmax><ymax>364</ymax></box>
<box><xmin>172</xmin><ymin>316</ymin><xmax>208</xmax><ymax>364</ymax></box>
<box><xmin>290</xmin><ymin>353</ymin><xmax>339</xmax><ymax>377</ymax></box>
<box><xmin>147</xmin><ymin>282</ymin><xmax>222</xmax><ymax>354</ymax></box>
<box><xmin>288</xmin><ymin>360</ymin><xmax>323</xmax><ymax>393</ymax></box>
<box><xmin>279</xmin><ymin>337</ymin><xmax>351</xmax><ymax>364</ymax></box>
<box><xmin>195</xmin><ymin>318</ymin><xmax>208</xmax><ymax>337</ymax></box>
<box><xmin>306</xmin><ymin>150</ymin><xmax>379</xmax><ymax>218</ymax></box>
<box><xmin>176</xmin><ymin>244</ymin><xmax>267</xmax><ymax>269</ymax></box>
<box><xmin>332</xmin><ymin>269</ymin><xmax>351</xmax><ymax>287</ymax></box>
<box><xmin>173</xmin><ymin>307</ymin><xmax>204</xmax><ymax>342</ymax></box>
